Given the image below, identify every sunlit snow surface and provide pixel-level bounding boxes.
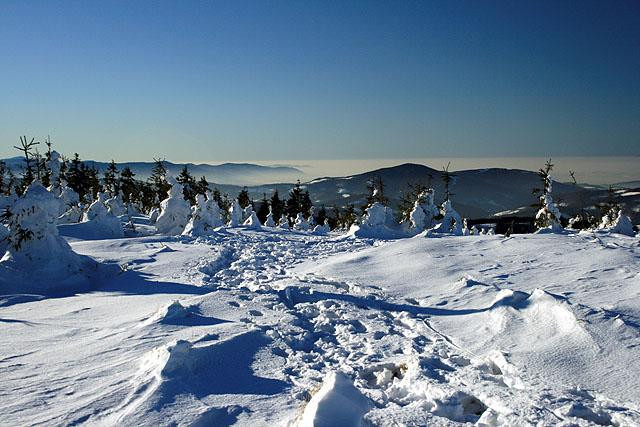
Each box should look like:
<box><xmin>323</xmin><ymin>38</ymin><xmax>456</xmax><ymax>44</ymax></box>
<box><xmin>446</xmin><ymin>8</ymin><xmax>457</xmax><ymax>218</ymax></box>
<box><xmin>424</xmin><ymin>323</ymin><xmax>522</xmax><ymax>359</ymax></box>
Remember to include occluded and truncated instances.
<box><xmin>1</xmin><ymin>227</ymin><xmax>639</xmax><ymax>426</ymax></box>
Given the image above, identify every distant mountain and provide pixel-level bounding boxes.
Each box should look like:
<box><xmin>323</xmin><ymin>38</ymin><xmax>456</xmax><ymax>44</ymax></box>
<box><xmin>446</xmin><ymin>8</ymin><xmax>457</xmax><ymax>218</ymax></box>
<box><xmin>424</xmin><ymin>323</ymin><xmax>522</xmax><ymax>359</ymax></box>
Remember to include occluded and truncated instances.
<box><xmin>224</xmin><ymin>163</ymin><xmax>639</xmax><ymax>222</ymax></box>
<box><xmin>2</xmin><ymin>157</ymin><xmax>304</xmax><ymax>186</ymax></box>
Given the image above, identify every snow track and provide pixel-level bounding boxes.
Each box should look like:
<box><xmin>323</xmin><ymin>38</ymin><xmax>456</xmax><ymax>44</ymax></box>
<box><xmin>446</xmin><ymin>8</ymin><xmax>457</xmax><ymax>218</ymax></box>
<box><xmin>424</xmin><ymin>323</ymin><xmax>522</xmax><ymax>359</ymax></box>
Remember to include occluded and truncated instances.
<box><xmin>2</xmin><ymin>230</ymin><xmax>639</xmax><ymax>425</ymax></box>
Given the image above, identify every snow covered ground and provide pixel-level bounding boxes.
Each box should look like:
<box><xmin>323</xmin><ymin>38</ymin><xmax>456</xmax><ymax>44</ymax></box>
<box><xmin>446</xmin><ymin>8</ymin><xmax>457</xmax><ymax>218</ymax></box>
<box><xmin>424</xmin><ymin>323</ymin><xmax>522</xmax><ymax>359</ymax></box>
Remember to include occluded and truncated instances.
<box><xmin>1</xmin><ymin>227</ymin><xmax>639</xmax><ymax>426</ymax></box>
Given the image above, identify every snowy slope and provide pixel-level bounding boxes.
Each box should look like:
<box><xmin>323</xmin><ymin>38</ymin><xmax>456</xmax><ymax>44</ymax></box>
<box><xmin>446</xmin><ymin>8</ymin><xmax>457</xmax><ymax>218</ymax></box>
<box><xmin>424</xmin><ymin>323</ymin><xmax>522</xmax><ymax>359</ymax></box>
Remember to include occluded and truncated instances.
<box><xmin>1</xmin><ymin>228</ymin><xmax>639</xmax><ymax>426</ymax></box>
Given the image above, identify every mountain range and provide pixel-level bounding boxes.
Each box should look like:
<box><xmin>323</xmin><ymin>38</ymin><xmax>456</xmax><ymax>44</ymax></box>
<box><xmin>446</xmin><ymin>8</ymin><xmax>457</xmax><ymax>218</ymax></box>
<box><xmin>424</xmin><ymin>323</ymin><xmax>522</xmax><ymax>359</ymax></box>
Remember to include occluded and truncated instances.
<box><xmin>4</xmin><ymin>157</ymin><xmax>638</xmax><ymax>222</ymax></box>
<box><xmin>2</xmin><ymin>157</ymin><xmax>304</xmax><ymax>186</ymax></box>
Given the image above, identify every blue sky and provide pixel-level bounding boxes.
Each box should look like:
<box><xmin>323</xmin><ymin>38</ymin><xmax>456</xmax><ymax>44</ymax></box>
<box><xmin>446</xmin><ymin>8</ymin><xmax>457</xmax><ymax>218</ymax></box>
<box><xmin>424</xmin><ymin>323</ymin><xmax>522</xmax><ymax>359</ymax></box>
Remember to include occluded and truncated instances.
<box><xmin>1</xmin><ymin>0</ymin><xmax>638</xmax><ymax>162</ymax></box>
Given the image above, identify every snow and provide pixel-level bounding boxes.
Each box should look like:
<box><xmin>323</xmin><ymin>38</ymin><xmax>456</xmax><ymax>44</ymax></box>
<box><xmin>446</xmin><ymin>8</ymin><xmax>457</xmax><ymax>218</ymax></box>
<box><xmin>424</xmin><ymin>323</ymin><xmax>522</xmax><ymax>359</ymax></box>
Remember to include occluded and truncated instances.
<box><xmin>299</xmin><ymin>371</ymin><xmax>373</xmax><ymax>427</ymax></box>
<box><xmin>1</xmin><ymin>218</ymin><xmax>639</xmax><ymax>425</ymax></box>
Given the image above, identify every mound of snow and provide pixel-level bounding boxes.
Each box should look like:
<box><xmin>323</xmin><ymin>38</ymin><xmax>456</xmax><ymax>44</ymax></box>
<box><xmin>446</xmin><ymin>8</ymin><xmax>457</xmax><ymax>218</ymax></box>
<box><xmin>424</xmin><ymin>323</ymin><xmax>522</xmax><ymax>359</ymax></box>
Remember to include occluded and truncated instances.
<box><xmin>299</xmin><ymin>371</ymin><xmax>373</xmax><ymax>427</ymax></box>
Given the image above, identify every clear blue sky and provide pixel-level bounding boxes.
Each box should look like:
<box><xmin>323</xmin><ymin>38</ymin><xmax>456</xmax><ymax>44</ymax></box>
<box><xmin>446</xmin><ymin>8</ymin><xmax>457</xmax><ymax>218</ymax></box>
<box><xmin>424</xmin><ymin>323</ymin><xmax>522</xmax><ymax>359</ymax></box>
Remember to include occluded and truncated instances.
<box><xmin>1</xmin><ymin>0</ymin><xmax>638</xmax><ymax>162</ymax></box>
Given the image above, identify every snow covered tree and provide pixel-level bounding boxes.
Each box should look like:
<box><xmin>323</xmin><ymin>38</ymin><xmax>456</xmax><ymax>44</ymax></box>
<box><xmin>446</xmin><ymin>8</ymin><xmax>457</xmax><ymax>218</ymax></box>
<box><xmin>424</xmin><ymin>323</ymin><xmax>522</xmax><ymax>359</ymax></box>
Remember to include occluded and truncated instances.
<box><xmin>597</xmin><ymin>186</ymin><xmax>621</xmax><ymax>230</ymax></box>
<box><xmin>228</xmin><ymin>199</ymin><xmax>243</xmax><ymax>227</ymax></box>
<box><xmin>155</xmin><ymin>176</ymin><xmax>191</xmax><ymax>235</ymax></box>
<box><xmin>264</xmin><ymin>208</ymin><xmax>275</xmax><ymax>227</ymax></box>
<box><xmin>409</xmin><ymin>189</ymin><xmax>439</xmax><ymax>231</ymax></box>
<box><xmin>148</xmin><ymin>158</ymin><xmax>171</xmax><ymax>207</ymax></box>
<box><xmin>364</xmin><ymin>177</ymin><xmax>388</xmax><ymax>210</ymax></box>
<box><xmin>432</xmin><ymin>199</ymin><xmax>463</xmax><ymax>235</ymax></box>
<box><xmin>119</xmin><ymin>167</ymin><xmax>137</xmax><ymax>204</ymax></box>
<box><xmin>243</xmin><ymin>210</ymin><xmax>262</xmax><ymax>229</ymax></box>
<box><xmin>103</xmin><ymin>160</ymin><xmax>120</xmax><ymax>196</ymax></box>
<box><xmin>237</xmin><ymin>187</ymin><xmax>251</xmax><ymax>209</ymax></box>
<box><xmin>270</xmin><ymin>189</ymin><xmax>284</xmax><ymax>223</ymax></box>
<box><xmin>256</xmin><ymin>193</ymin><xmax>270</xmax><ymax>224</ymax></box>
<box><xmin>196</xmin><ymin>176</ymin><xmax>209</xmax><ymax>195</ymax></box>
<box><xmin>314</xmin><ymin>205</ymin><xmax>328</xmax><ymax>227</ymax></box>
<box><xmin>105</xmin><ymin>191</ymin><xmax>127</xmax><ymax>216</ymax></box>
<box><xmin>533</xmin><ymin>159</ymin><xmax>562</xmax><ymax>231</ymax></box>
<box><xmin>294</xmin><ymin>212</ymin><xmax>309</xmax><ymax>231</ymax></box>
<box><xmin>285</xmin><ymin>181</ymin><xmax>312</xmax><ymax>224</ymax></box>
<box><xmin>46</xmin><ymin>150</ymin><xmax>62</xmax><ymax>194</ymax></box>
<box><xmin>176</xmin><ymin>166</ymin><xmax>197</xmax><ymax>205</ymax></box>
<box><xmin>183</xmin><ymin>193</ymin><xmax>220</xmax><ymax>236</ymax></box>
<box><xmin>441</xmin><ymin>162</ymin><xmax>456</xmax><ymax>202</ymax></box>
<box><xmin>0</xmin><ymin>181</ymin><xmax>94</xmax><ymax>291</ymax></box>
<box><xmin>604</xmin><ymin>210</ymin><xmax>635</xmax><ymax>236</ymax></box>
<box><xmin>82</xmin><ymin>192</ymin><xmax>124</xmax><ymax>238</ymax></box>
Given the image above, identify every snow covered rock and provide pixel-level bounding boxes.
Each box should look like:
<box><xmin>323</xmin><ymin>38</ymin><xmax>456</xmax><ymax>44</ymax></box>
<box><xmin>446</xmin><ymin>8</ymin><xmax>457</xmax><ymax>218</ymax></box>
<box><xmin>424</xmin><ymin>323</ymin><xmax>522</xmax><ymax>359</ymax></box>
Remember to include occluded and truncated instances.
<box><xmin>228</xmin><ymin>200</ymin><xmax>243</xmax><ymax>227</ymax></box>
<box><xmin>299</xmin><ymin>371</ymin><xmax>373</xmax><ymax>427</ymax></box>
<box><xmin>155</xmin><ymin>177</ymin><xmax>191</xmax><ymax>235</ymax></box>
<box><xmin>0</xmin><ymin>182</ymin><xmax>98</xmax><ymax>293</ymax></box>
<box><xmin>81</xmin><ymin>192</ymin><xmax>125</xmax><ymax>238</ymax></box>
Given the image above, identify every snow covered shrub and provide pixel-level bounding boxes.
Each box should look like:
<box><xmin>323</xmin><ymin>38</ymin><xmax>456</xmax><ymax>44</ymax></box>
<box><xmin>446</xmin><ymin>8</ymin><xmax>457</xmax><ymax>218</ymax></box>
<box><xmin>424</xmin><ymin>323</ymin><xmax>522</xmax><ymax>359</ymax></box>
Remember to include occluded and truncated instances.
<box><xmin>155</xmin><ymin>177</ymin><xmax>191</xmax><ymax>235</ymax></box>
<box><xmin>409</xmin><ymin>189</ymin><xmax>439</xmax><ymax>231</ymax></box>
<box><xmin>0</xmin><ymin>181</ymin><xmax>97</xmax><ymax>292</ymax></box>
<box><xmin>82</xmin><ymin>192</ymin><xmax>125</xmax><ymax>238</ymax></box>
<box><xmin>228</xmin><ymin>199</ymin><xmax>243</xmax><ymax>227</ymax></box>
